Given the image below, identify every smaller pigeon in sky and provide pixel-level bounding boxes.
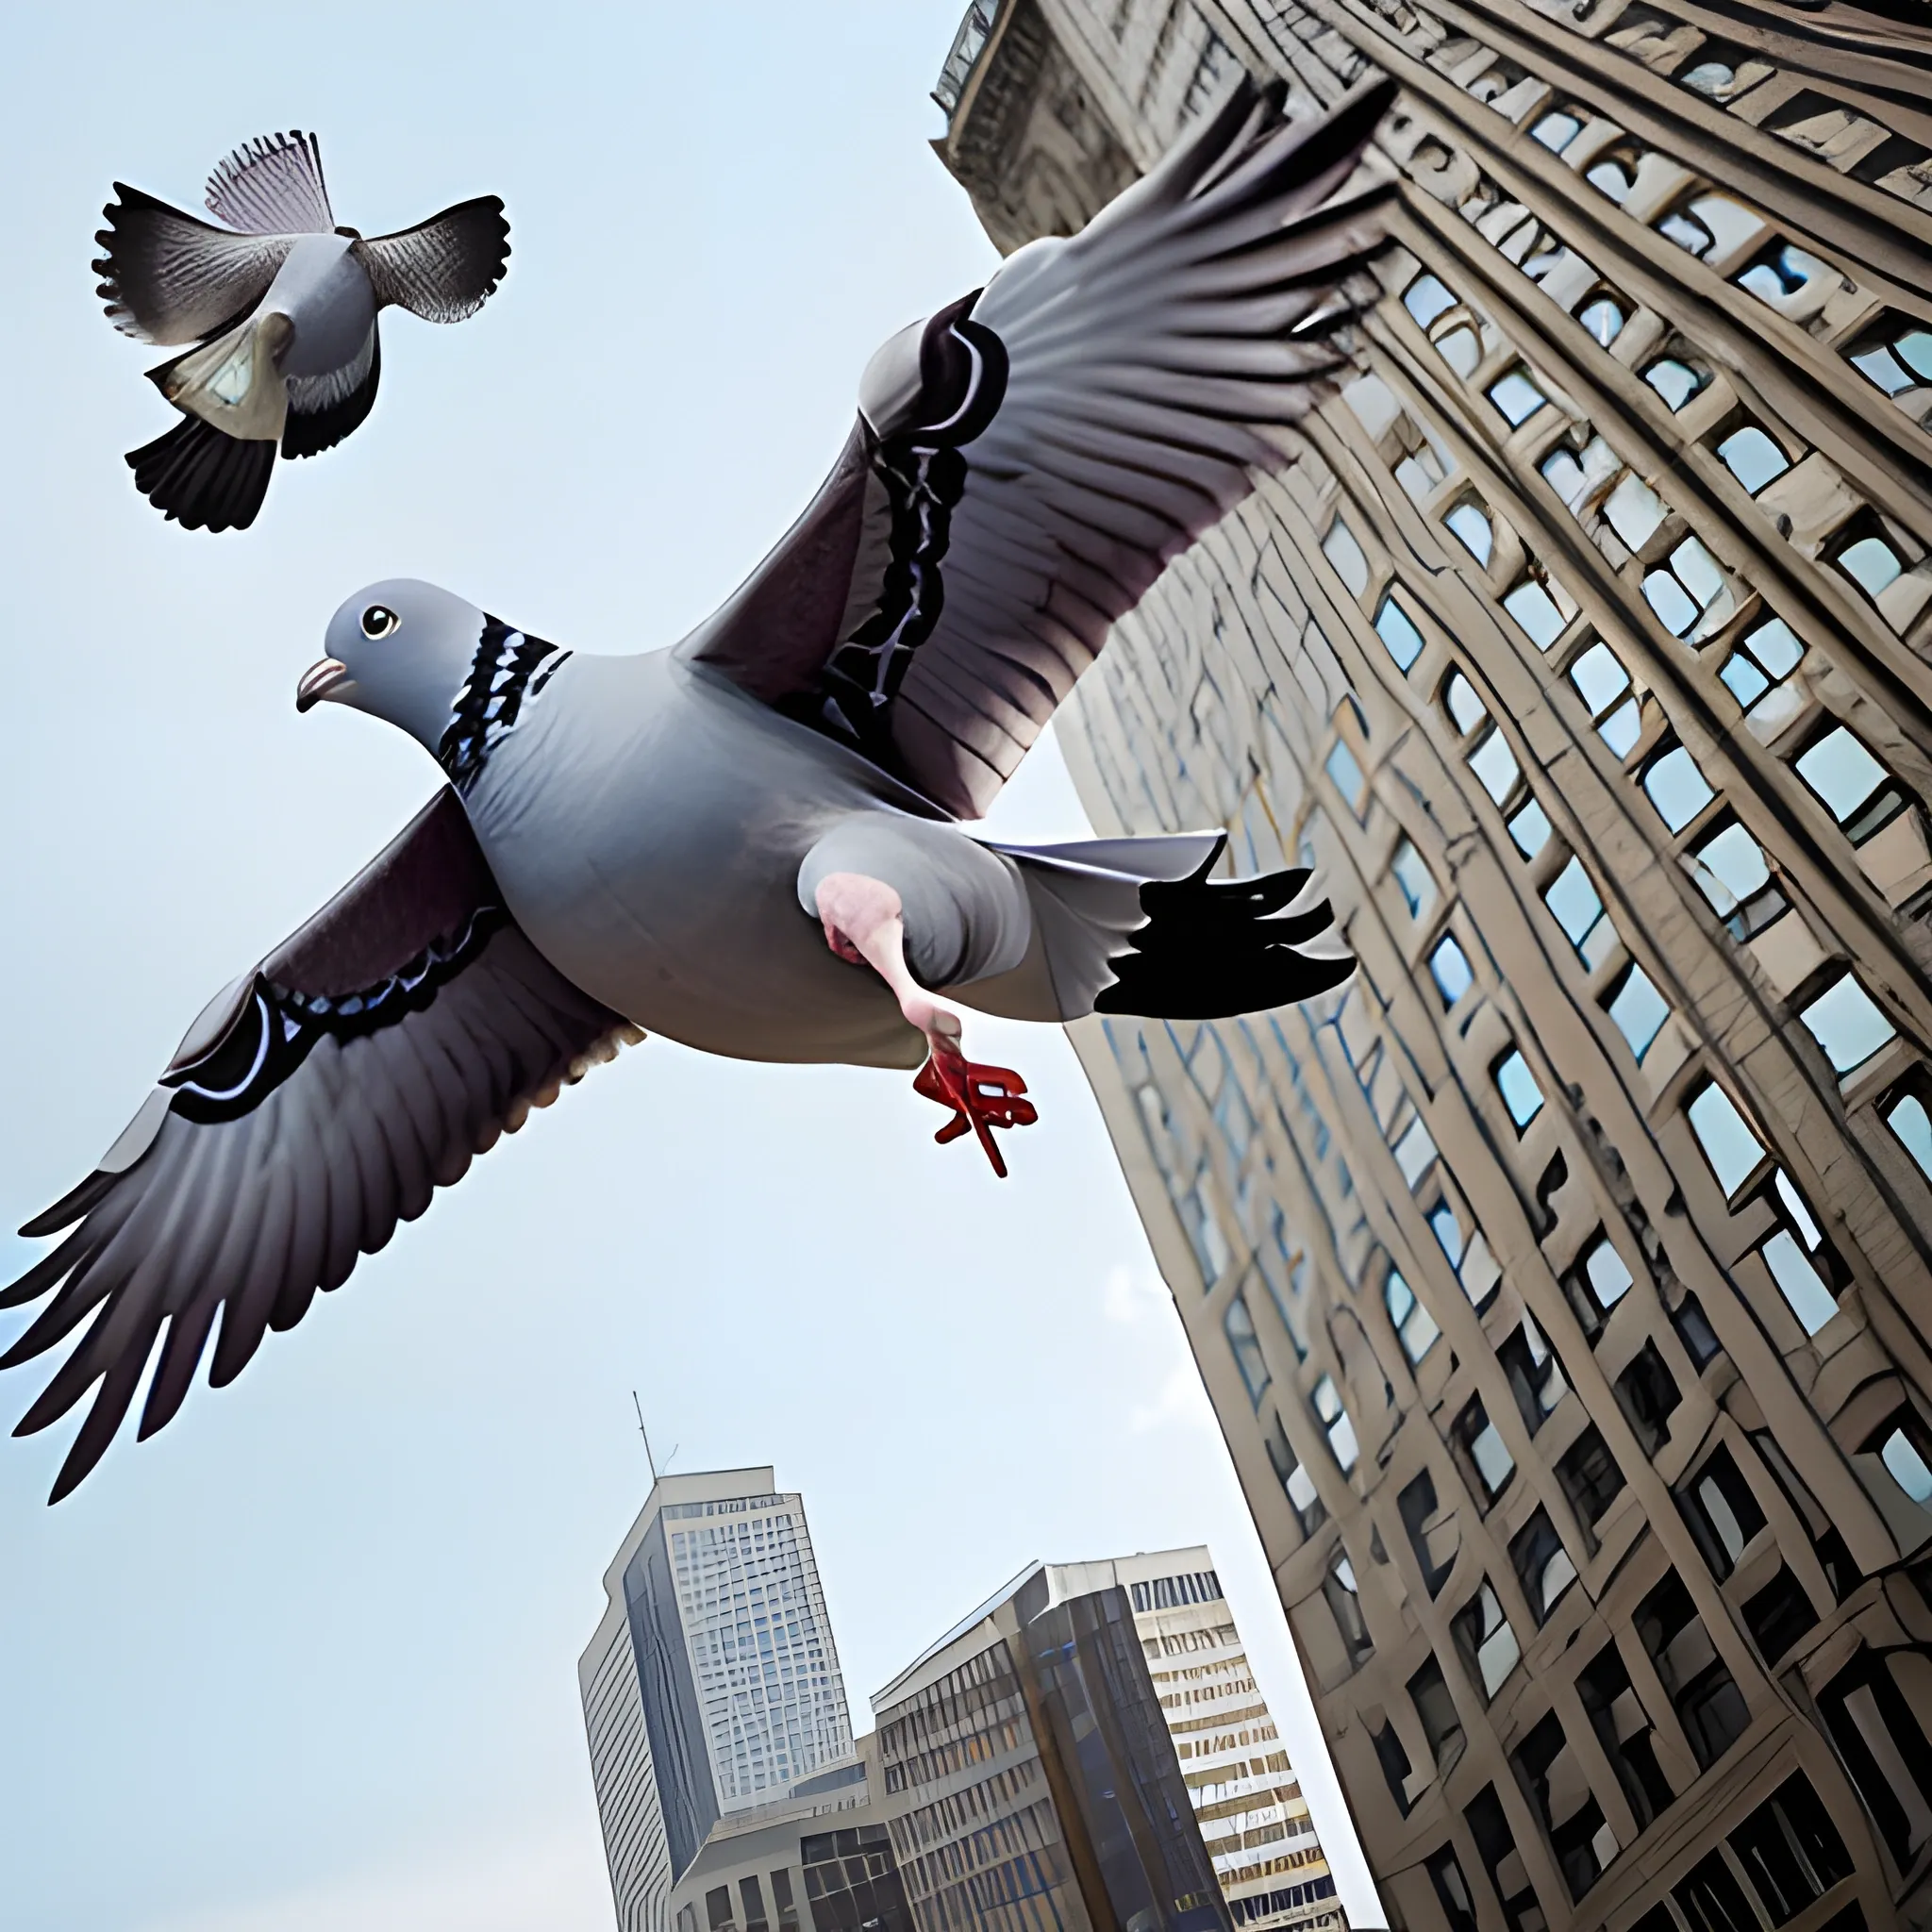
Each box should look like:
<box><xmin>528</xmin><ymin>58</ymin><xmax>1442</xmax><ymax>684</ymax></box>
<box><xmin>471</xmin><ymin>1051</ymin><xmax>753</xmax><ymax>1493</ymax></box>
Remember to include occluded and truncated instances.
<box><xmin>9</xmin><ymin>76</ymin><xmax>1394</xmax><ymax>1498</ymax></box>
<box><xmin>95</xmin><ymin>131</ymin><xmax>509</xmax><ymax>532</ymax></box>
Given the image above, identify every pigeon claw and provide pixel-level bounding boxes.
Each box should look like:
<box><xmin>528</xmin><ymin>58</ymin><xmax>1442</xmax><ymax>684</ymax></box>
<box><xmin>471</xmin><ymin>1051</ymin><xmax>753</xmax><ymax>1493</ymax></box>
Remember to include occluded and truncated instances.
<box><xmin>913</xmin><ymin>1047</ymin><xmax>1037</xmax><ymax>1179</ymax></box>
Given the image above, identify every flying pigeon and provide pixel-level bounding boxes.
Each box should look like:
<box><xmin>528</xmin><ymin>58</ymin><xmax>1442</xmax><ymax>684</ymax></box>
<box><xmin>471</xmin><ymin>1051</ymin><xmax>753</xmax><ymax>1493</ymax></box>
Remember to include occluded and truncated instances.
<box><xmin>8</xmin><ymin>75</ymin><xmax>1395</xmax><ymax>1498</ymax></box>
<box><xmin>95</xmin><ymin>131</ymin><xmax>509</xmax><ymax>532</ymax></box>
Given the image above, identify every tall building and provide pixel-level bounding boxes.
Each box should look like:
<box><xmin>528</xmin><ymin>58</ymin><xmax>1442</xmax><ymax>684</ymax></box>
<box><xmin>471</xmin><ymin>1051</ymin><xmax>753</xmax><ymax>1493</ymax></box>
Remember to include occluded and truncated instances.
<box><xmin>934</xmin><ymin>2</ymin><xmax>1932</xmax><ymax>1927</ymax></box>
<box><xmin>871</xmin><ymin>1557</ymin><xmax>1231</xmax><ymax>1932</ymax></box>
<box><xmin>1115</xmin><ymin>1549</ymin><xmax>1340</xmax><ymax>1931</ymax></box>
<box><xmin>580</xmin><ymin>1468</ymin><xmax>857</xmax><ymax>1932</ymax></box>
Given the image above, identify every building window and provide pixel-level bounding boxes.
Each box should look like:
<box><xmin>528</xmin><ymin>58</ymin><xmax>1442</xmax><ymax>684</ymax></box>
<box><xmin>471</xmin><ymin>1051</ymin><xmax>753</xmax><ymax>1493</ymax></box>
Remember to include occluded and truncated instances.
<box><xmin>1263</xmin><ymin>1410</ymin><xmax>1324</xmax><ymax>1533</ymax></box>
<box><xmin>1717</xmin><ymin>613</ymin><xmax>1805</xmax><ymax>713</ymax></box>
<box><xmin>1641</xmin><ymin>741</ymin><xmax>1716</xmax><ymax>833</ymax></box>
<box><xmin>1511</xmin><ymin>1509</ymin><xmax>1579</xmax><ymax>1625</ymax></box>
<box><xmin>1509</xmin><ymin>797</ymin><xmax>1553</xmax><ymax>858</ymax></box>
<box><xmin>1644</xmin><ymin>352</ymin><xmax>1713</xmax><ymax>412</ymax></box>
<box><xmin>1372</xmin><ymin>1718</ymin><xmax>1414</xmax><ymax>1818</ymax></box>
<box><xmin>1324</xmin><ymin>738</ymin><xmax>1368</xmax><ymax>819</ymax></box>
<box><xmin>1311</xmin><ymin>1374</ymin><xmax>1358</xmax><ymax>1473</ymax></box>
<box><xmin>1498</xmin><ymin>1317</ymin><xmax>1568</xmax><ymax>1435</ymax></box>
<box><xmin>1544</xmin><ymin>856</ymin><xmax>1614</xmax><ymax>968</ymax></box>
<box><xmin>1374</xmin><ymin>591</ymin><xmax>1426</xmax><ymax>671</ymax></box>
<box><xmin>1400</xmin><ymin>1469</ymin><xmax>1454</xmax><ymax>1597</ymax></box>
<box><xmin>1443</xmin><ymin>669</ymin><xmax>1489</xmax><ymax>739</ymax></box>
<box><xmin>1728</xmin><ymin>1773</ymin><xmax>1853</xmax><ymax>1922</ymax></box>
<box><xmin>1657</xmin><ymin>191</ymin><xmax>1764</xmax><ymax>262</ymax></box>
<box><xmin>1224</xmin><ymin>1295</ymin><xmax>1271</xmax><ymax>1408</ymax></box>
<box><xmin>1673</xmin><ymin>1852</ymin><xmax>1761</xmax><ymax>1932</ymax></box>
<box><xmin>1428</xmin><ymin>933</ymin><xmax>1474</xmax><ymax>1007</ymax></box>
<box><xmin>1872</xmin><ymin>1409</ymin><xmax>1932</xmax><ymax>1507</ymax></box>
<box><xmin>1819</xmin><ymin>1648</ymin><xmax>1932</xmax><ymax>1869</ymax></box>
<box><xmin>1638</xmin><ymin>1570</ymin><xmax>1750</xmax><ymax>1771</ymax></box>
<box><xmin>1751</xmin><ymin>1168</ymin><xmax>1841</xmax><ymax>1335</ymax></box>
<box><xmin>1470</xmin><ymin>722</ymin><xmax>1522</xmax><ymax>808</ymax></box>
<box><xmin>1794</xmin><ymin>723</ymin><xmax>1907</xmax><ymax>846</ymax></box>
<box><xmin>1561</xmin><ymin>1228</ymin><xmax>1634</xmax><ymax>1339</ymax></box>
<box><xmin>1578</xmin><ymin>1640</ymin><xmax>1674</xmax><ymax>1830</ymax></box>
<box><xmin>1605</xmin><ymin>962</ymin><xmax>1670</xmax><ymax>1060</ymax></box>
<box><xmin>1408</xmin><ymin>1654</ymin><xmax>1464</xmax><ymax>1769</ymax></box>
<box><xmin>1737</xmin><ymin>238</ymin><xmax>1840</xmax><ymax>312</ymax></box>
<box><xmin>1453</xmin><ymin>1578</ymin><xmax>1521</xmax><ymax>1699</ymax></box>
<box><xmin>1511</xmin><ymin>1712</ymin><xmax>1609</xmax><ymax>1900</ymax></box>
<box><xmin>1848</xmin><ymin>310</ymin><xmax>1932</xmax><ymax>397</ymax></box>
<box><xmin>1323</xmin><ymin>1552</ymin><xmax>1373</xmax><ymax>1667</ymax></box>
<box><xmin>1502</xmin><ymin>568</ymin><xmax>1574</xmax><ymax>648</ymax></box>
<box><xmin>1444</xmin><ymin>499</ymin><xmax>1493</xmax><ymax>563</ymax></box>
<box><xmin>1386</xmin><ymin>1268</ymin><xmax>1441</xmax><ymax>1365</ymax></box>
<box><xmin>1557</xmin><ymin>1426</ymin><xmax>1626</xmax><ymax>1542</ymax></box>
<box><xmin>1464</xmin><ymin>1784</ymin><xmax>1541</xmax><ymax>1931</ymax></box>
<box><xmin>1321</xmin><ymin>515</ymin><xmax>1371</xmax><ymax>596</ymax></box>
<box><xmin>1687</xmin><ymin>1079</ymin><xmax>1768</xmax><ymax>1201</ymax></box>
<box><xmin>771</xmin><ymin>1870</ymin><xmax>800</xmax><ymax>1932</ymax></box>
<box><xmin>740</xmin><ymin>1876</ymin><xmax>771</xmax><ymax>1932</ymax></box>
<box><xmin>1403</xmin><ymin>272</ymin><xmax>1457</xmax><ymax>328</ymax></box>
<box><xmin>1489</xmin><ymin>366</ymin><xmax>1549</xmax><ymax>425</ymax></box>
<box><xmin>1615</xmin><ymin>1341</ymin><xmax>1682</xmax><ymax>1457</ymax></box>
<box><xmin>1642</xmin><ymin>534</ymin><xmax>1736</xmax><ymax>639</ymax></box>
<box><xmin>1493</xmin><ymin>1049</ymin><xmax>1544</xmax><ymax>1130</ymax></box>
<box><xmin>1577</xmin><ymin>292</ymin><xmax>1626</xmax><ymax>347</ymax></box>
<box><xmin>1453</xmin><ymin>1397</ymin><xmax>1516</xmax><ymax>1506</ymax></box>
<box><xmin>1798</xmin><ymin>971</ymin><xmax>1897</xmax><ymax>1078</ymax></box>
<box><xmin>1830</xmin><ymin>523</ymin><xmax>1907</xmax><ymax>605</ymax></box>
<box><xmin>1715</xmin><ymin>423</ymin><xmax>1791</xmax><ymax>496</ymax></box>
<box><xmin>1685</xmin><ymin>816</ymin><xmax>1787</xmax><ymax>940</ymax></box>
<box><xmin>1391</xmin><ymin>838</ymin><xmax>1436</xmax><ymax>917</ymax></box>
<box><xmin>1740</xmin><ymin>1565</ymin><xmax>1819</xmax><ymax>1665</ymax></box>
<box><xmin>1531</xmin><ymin>106</ymin><xmax>1583</xmax><ymax>151</ymax></box>
<box><xmin>708</xmin><ymin>1889</ymin><xmax>737</xmax><ymax>1932</ymax></box>
<box><xmin>1680</xmin><ymin>1445</ymin><xmax>1766</xmax><ymax>1581</ymax></box>
<box><xmin>1673</xmin><ymin>1292</ymin><xmax>1724</xmax><ymax>1369</ymax></box>
<box><xmin>1604</xmin><ymin>472</ymin><xmax>1665</xmax><ymax>548</ymax></box>
<box><xmin>1568</xmin><ymin>639</ymin><xmax>1641</xmax><ymax>756</ymax></box>
<box><xmin>1424</xmin><ymin>1845</ymin><xmax>1477</xmax><ymax>1932</ymax></box>
<box><xmin>1887</xmin><ymin>1087</ymin><xmax>1932</xmax><ymax>1180</ymax></box>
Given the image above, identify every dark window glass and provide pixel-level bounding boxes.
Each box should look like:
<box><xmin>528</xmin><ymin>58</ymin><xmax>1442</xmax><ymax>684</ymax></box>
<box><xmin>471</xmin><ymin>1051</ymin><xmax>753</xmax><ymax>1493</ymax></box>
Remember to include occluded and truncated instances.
<box><xmin>1639</xmin><ymin>1571</ymin><xmax>1749</xmax><ymax>1771</ymax></box>
<box><xmin>708</xmin><ymin>1889</ymin><xmax>738</xmax><ymax>1932</ymax></box>
<box><xmin>1400</xmin><ymin>1469</ymin><xmax>1454</xmax><ymax>1598</ymax></box>
<box><xmin>1578</xmin><ymin>1640</ymin><xmax>1674</xmax><ymax>1828</ymax></box>
<box><xmin>1556</xmin><ymin>1426</ymin><xmax>1625</xmax><ymax>1545</ymax></box>
<box><xmin>1674</xmin><ymin>1850</ymin><xmax>1761</xmax><ymax>1932</ymax></box>
<box><xmin>1512</xmin><ymin>1712</ymin><xmax>1607</xmax><ymax>1900</ymax></box>
<box><xmin>1616</xmin><ymin>1341</ymin><xmax>1682</xmax><ymax>1456</ymax></box>
<box><xmin>1372</xmin><ymin>1718</ymin><xmax>1413</xmax><ymax>1817</ymax></box>
<box><xmin>1465</xmin><ymin>1784</ymin><xmax>1544</xmax><ymax>1932</ymax></box>
<box><xmin>772</xmin><ymin>1870</ymin><xmax>800</xmax><ymax>1932</ymax></box>
<box><xmin>1728</xmin><ymin>1772</ymin><xmax>1851</xmax><ymax>1924</ymax></box>
<box><xmin>1498</xmin><ymin>1322</ymin><xmax>1566</xmax><ymax>1436</ymax></box>
<box><xmin>1819</xmin><ymin>1648</ymin><xmax>1932</xmax><ymax>1870</ymax></box>
<box><xmin>1424</xmin><ymin>1845</ymin><xmax>1477</xmax><ymax>1932</ymax></box>
<box><xmin>1510</xmin><ymin>1508</ymin><xmax>1577</xmax><ymax>1624</ymax></box>
<box><xmin>1741</xmin><ymin>1566</ymin><xmax>1818</xmax><ymax>1665</ymax></box>
<box><xmin>1673</xmin><ymin>1292</ymin><xmax>1723</xmax><ymax>1367</ymax></box>
<box><xmin>1409</xmin><ymin>1654</ymin><xmax>1464</xmax><ymax>1768</ymax></box>
<box><xmin>741</xmin><ymin>1877</ymin><xmax>770</xmax><ymax>1932</ymax></box>
<box><xmin>1680</xmin><ymin>1444</ymin><xmax>1767</xmax><ymax>1580</ymax></box>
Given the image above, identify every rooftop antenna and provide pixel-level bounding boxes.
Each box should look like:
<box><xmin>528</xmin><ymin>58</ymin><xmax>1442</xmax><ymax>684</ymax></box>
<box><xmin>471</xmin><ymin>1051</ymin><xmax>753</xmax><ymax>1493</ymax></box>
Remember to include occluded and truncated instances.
<box><xmin>632</xmin><ymin>1392</ymin><xmax>679</xmax><ymax>1484</ymax></box>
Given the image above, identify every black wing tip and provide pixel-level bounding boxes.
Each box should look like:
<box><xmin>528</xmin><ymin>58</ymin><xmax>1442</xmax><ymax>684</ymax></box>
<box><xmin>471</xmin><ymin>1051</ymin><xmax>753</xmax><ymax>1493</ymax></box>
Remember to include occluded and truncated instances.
<box><xmin>125</xmin><ymin>415</ymin><xmax>275</xmax><ymax>531</ymax></box>
<box><xmin>17</xmin><ymin>1172</ymin><xmax>112</xmax><ymax>1241</ymax></box>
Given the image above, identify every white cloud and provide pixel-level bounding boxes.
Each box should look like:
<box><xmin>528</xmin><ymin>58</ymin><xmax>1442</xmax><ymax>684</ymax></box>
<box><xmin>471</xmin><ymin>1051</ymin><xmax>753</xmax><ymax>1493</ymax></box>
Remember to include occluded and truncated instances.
<box><xmin>139</xmin><ymin>1824</ymin><xmax>611</xmax><ymax>1932</ymax></box>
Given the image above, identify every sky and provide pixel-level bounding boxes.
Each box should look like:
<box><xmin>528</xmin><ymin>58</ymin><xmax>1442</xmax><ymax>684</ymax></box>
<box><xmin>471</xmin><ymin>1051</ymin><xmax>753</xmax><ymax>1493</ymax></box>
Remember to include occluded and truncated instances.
<box><xmin>0</xmin><ymin>6</ymin><xmax>1380</xmax><ymax>1927</ymax></box>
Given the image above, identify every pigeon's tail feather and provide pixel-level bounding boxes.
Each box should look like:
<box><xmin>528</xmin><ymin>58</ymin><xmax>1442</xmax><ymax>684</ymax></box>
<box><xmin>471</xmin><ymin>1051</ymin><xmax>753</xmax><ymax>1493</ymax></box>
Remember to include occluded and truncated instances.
<box><xmin>1091</xmin><ymin>838</ymin><xmax>1355</xmax><ymax>1021</ymax></box>
<box><xmin>125</xmin><ymin>417</ymin><xmax>275</xmax><ymax>532</ymax></box>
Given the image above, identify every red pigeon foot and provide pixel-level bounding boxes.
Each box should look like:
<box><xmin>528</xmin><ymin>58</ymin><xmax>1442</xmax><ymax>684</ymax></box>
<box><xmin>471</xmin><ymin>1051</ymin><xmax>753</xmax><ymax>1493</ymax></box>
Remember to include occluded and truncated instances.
<box><xmin>913</xmin><ymin>1046</ymin><xmax>1038</xmax><ymax>1178</ymax></box>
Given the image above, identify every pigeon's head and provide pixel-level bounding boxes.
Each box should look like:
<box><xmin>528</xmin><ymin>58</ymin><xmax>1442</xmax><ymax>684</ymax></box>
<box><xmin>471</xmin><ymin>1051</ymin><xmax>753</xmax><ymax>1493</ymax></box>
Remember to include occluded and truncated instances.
<box><xmin>301</xmin><ymin>578</ymin><xmax>491</xmax><ymax>751</ymax></box>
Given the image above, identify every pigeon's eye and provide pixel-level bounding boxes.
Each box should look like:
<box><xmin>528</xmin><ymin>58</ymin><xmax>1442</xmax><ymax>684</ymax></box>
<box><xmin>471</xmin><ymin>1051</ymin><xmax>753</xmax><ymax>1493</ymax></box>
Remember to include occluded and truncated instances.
<box><xmin>360</xmin><ymin>605</ymin><xmax>399</xmax><ymax>640</ymax></box>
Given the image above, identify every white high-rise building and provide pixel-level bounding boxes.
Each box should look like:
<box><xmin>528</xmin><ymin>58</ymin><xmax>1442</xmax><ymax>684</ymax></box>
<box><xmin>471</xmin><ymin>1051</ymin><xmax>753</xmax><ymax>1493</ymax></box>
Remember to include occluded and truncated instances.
<box><xmin>580</xmin><ymin>1467</ymin><xmax>858</xmax><ymax>1932</ymax></box>
<box><xmin>1113</xmin><ymin>1549</ymin><xmax>1341</xmax><ymax>1932</ymax></box>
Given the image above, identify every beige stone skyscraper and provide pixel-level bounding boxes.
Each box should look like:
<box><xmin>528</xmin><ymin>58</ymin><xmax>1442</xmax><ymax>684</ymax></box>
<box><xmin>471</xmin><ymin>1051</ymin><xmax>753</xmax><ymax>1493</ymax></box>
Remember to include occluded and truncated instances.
<box><xmin>934</xmin><ymin>1</ymin><xmax>1932</xmax><ymax>1925</ymax></box>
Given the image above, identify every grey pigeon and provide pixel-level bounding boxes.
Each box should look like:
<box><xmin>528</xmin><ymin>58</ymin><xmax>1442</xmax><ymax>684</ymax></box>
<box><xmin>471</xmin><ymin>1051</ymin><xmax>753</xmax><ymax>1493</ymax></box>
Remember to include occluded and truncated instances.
<box><xmin>9</xmin><ymin>76</ymin><xmax>1393</xmax><ymax>1498</ymax></box>
<box><xmin>96</xmin><ymin>131</ymin><xmax>509</xmax><ymax>531</ymax></box>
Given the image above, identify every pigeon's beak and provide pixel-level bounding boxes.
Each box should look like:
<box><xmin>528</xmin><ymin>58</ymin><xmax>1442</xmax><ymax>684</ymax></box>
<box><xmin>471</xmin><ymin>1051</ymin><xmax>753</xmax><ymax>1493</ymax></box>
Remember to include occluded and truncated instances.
<box><xmin>295</xmin><ymin>658</ymin><xmax>354</xmax><ymax>713</ymax></box>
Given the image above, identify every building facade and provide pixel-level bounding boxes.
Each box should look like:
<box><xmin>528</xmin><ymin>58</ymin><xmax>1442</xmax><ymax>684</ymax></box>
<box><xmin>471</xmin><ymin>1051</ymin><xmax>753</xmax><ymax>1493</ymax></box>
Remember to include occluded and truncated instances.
<box><xmin>933</xmin><ymin>2</ymin><xmax>1932</xmax><ymax>1928</ymax></box>
<box><xmin>1116</xmin><ymin>1549</ymin><xmax>1341</xmax><ymax>1931</ymax></box>
<box><xmin>580</xmin><ymin>1468</ymin><xmax>858</xmax><ymax>1932</ymax></box>
<box><xmin>871</xmin><ymin>1559</ymin><xmax>1232</xmax><ymax>1932</ymax></box>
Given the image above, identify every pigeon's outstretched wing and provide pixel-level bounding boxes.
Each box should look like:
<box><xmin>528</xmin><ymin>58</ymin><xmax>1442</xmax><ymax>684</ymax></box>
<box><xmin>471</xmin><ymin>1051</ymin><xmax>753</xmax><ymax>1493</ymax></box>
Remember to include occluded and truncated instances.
<box><xmin>681</xmin><ymin>75</ymin><xmax>1397</xmax><ymax>819</ymax></box>
<box><xmin>93</xmin><ymin>189</ymin><xmax>297</xmax><ymax>345</ymax></box>
<box><xmin>357</xmin><ymin>198</ymin><xmax>511</xmax><ymax>323</ymax></box>
<box><xmin>94</xmin><ymin>132</ymin><xmax>336</xmax><ymax>345</ymax></box>
<box><xmin>204</xmin><ymin>131</ymin><xmax>335</xmax><ymax>235</ymax></box>
<box><xmin>3</xmin><ymin>791</ymin><xmax>635</xmax><ymax>1503</ymax></box>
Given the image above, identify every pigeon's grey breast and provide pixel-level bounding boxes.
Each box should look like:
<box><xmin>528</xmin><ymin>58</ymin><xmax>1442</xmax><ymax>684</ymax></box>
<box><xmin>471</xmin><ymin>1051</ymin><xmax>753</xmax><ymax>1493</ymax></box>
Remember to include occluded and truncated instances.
<box><xmin>458</xmin><ymin>649</ymin><xmax>943</xmax><ymax>1068</ymax></box>
<box><xmin>261</xmin><ymin>233</ymin><xmax>375</xmax><ymax>383</ymax></box>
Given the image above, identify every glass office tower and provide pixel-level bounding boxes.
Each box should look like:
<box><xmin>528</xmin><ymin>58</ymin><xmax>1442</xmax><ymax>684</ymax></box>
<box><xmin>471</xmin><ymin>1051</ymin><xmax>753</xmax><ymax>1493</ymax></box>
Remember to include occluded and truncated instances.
<box><xmin>581</xmin><ymin>1468</ymin><xmax>857</xmax><ymax>1931</ymax></box>
<box><xmin>935</xmin><ymin>1</ymin><xmax>1932</xmax><ymax>1924</ymax></box>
